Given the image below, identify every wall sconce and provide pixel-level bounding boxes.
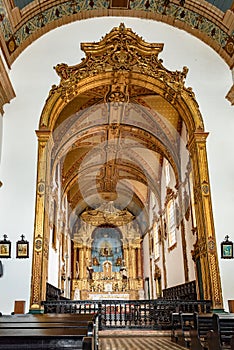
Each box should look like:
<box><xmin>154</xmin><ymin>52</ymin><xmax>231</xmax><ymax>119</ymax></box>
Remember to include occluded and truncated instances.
<box><xmin>221</xmin><ymin>235</ymin><xmax>233</xmax><ymax>259</ymax></box>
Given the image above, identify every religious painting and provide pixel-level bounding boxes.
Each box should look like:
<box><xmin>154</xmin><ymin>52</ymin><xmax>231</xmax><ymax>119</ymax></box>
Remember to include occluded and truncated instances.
<box><xmin>16</xmin><ymin>235</ymin><xmax>29</xmax><ymax>258</ymax></box>
<box><xmin>221</xmin><ymin>236</ymin><xmax>233</xmax><ymax>259</ymax></box>
<box><xmin>100</xmin><ymin>241</ymin><xmax>113</xmax><ymax>257</ymax></box>
<box><xmin>0</xmin><ymin>235</ymin><xmax>11</xmax><ymax>258</ymax></box>
<box><xmin>0</xmin><ymin>242</ymin><xmax>11</xmax><ymax>258</ymax></box>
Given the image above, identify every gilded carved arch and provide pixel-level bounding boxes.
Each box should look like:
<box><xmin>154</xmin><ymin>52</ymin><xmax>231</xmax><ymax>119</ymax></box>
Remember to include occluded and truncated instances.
<box><xmin>30</xmin><ymin>24</ymin><xmax>223</xmax><ymax>311</ymax></box>
<box><xmin>39</xmin><ymin>23</ymin><xmax>204</xmax><ymax>135</ymax></box>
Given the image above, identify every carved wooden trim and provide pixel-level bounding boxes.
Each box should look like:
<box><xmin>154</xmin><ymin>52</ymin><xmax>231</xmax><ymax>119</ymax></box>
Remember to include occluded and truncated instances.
<box><xmin>226</xmin><ymin>84</ymin><xmax>234</xmax><ymax>105</ymax></box>
<box><xmin>0</xmin><ymin>56</ymin><xmax>15</xmax><ymax>114</ymax></box>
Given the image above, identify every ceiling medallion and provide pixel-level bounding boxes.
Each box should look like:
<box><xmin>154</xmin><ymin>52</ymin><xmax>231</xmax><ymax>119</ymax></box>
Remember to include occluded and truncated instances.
<box><xmin>81</xmin><ymin>201</ymin><xmax>134</xmax><ymax>226</ymax></box>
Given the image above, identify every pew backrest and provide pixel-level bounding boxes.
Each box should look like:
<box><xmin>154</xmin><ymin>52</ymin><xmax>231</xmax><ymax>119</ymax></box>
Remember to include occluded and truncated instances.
<box><xmin>195</xmin><ymin>312</ymin><xmax>214</xmax><ymax>340</ymax></box>
<box><xmin>213</xmin><ymin>313</ymin><xmax>234</xmax><ymax>346</ymax></box>
<box><xmin>0</xmin><ymin>313</ymin><xmax>98</xmax><ymax>350</ymax></box>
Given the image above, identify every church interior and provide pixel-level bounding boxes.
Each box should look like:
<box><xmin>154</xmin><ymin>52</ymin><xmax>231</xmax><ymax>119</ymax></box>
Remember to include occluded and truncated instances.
<box><xmin>0</xmin><ymin>0</ymin><xmax>234</xmax><ymax>348</ymax></box>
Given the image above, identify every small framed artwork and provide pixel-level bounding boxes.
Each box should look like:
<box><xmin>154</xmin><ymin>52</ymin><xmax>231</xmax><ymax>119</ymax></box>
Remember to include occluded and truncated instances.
<box><xmin>221</xmin><ymin>235</ymin><xmax>233</xmax><ymax>259</ymax></box>
<box><xmin>0</xmin><ymin>234</ymin><xmax>11</xmax><ymax>258</ymax></box>
<box><xmin>16</xmin><ymin>235</ymin><xmax>29</xmax><ymax>259</ymax></box>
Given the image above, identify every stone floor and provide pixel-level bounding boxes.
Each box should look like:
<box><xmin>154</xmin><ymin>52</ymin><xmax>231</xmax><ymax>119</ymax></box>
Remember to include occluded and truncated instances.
<box><xmin>99</xmin><ymin>330</ymin><xmax>187</xmax><ymax>350</ymax></box>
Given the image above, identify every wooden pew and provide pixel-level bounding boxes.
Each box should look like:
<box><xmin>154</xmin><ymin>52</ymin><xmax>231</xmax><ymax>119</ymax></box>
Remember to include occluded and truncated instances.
<box><xmin>190</xmin><ymin>312</ymin><xmax>214</xmax><ymax>350</ymax></box>
<box><xmin>171</xmin><ymin>312</ymin><xmax>194</xmax><ymax>348</ymax></box>
<box><xmin>0</xmin><ymin>313</ymin><xmax>98</xmax><ymax>350</ymax></box>
<box><xmin>171</xmin><ymin>312</ymin><xmax>181</xmax><ymax>342</ymax></box>
<box><xmin>206</xmin><ymin>313</ymin><xmax>234</xmax><ymax>350</ymax></box>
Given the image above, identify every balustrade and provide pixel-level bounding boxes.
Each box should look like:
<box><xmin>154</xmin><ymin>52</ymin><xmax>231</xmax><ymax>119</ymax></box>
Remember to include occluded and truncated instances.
<box><xmin>163</xmin><ymin>281</ymin><xmax>197</xmax><ymax>300</ymax></box>
<box><xmin>43</xmin><ymin>298</ymin><xmax>212</xmax><ymax>330</ymax></box>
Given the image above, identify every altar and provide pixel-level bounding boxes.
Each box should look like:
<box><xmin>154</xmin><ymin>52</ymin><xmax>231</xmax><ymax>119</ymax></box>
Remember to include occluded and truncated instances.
<box><xmin>72</xmin><ymin>214</ymin><xmax>144</xmax><ymax>301</ymax></box>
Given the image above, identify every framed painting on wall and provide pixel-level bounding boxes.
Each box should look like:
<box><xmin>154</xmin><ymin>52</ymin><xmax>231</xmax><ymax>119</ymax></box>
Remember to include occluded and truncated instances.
<box><xmin>0</xmin><ymin>235</ymin><xmax>11</xmax><ymax>258</ymax></box>
<box><xmin>221</xmin><ymin>235</ymin><xmax>233</xmax><ymax>259</ymax></box>
<box><xmin>16</xmin><ymin>235</ymin><xmax>29</xmax><ymax>259</ymax></box>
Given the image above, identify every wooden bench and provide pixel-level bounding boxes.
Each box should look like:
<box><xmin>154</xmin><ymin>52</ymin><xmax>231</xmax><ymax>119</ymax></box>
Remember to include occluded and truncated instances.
<box><xmin>190</xmin><ymin>312</ymin><xmax>214</xmax><ymax>350</ymax></box>
<box><xmin>0</xmin><ymin>313</ymin><xmax>98</xmax><ymax>350</ymax></box>
<box><xmin>206</xmin><ymin>313</ymin><xmax>234</xmax><ymax>350</ymax></box>
<box><xmin>171</xmin><ymin>312</ymin><xmax>194</xmax><ymax>348</ymax></box>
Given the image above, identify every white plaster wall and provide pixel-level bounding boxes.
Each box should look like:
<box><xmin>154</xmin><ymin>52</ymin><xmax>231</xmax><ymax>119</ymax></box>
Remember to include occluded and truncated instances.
<box><xmin>184</xmin><ymin>218</ymin><xmax>196</xmax><ymax>282</ymax></box>
<box><xmin>164</xmin><ymin>227</ymin><xmax>185</xmax><ymax>287</ymax></box>
<box><xmin>0</xmin><ymin>17</ymin><xmax>233</xmax><ymax>314</ymax></box>
<box><xmin>48</xmin><ymin>243</ymin><xmax>59</xmax><ymax>287</ymax></box>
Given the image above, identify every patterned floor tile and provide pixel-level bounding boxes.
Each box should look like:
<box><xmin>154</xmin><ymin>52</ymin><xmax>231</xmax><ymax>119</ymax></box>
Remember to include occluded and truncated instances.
<box><xmin>99</xmin><ymin>336</ymin><xmax>187</xmax><ymax>350</ymax></box>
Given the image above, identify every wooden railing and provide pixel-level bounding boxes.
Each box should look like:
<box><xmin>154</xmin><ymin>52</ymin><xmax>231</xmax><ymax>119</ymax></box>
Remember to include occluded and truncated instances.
<box><xmin>163</xmin><ymin>280</ymin><xmax>197</xmax><ymax>300</ymax></box>
<box><xmin>42</xmin><ymin>299</ymin><xmax>212</xmax><ymax>330</ymax></box>
<box><xmin>46</xmin><ymin>282</ymin><xmax>69</xmax><ymax>301</ymax></box>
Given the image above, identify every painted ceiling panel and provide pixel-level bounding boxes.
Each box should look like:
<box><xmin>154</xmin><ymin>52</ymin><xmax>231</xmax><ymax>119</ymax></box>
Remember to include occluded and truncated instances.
<box><xmin>206</xmin><ymin>0</ymin><xmax>233</xmax><ymax>12</ymax></box>
<box><xmin>14</xmin><ymin>0</ymin><xmax>33</xmax><ymax>10</ymax></box>
<box><xmin>13</xmin><ymin>0</ymin><xmax>233</xmax><ymax>12</ymax></box>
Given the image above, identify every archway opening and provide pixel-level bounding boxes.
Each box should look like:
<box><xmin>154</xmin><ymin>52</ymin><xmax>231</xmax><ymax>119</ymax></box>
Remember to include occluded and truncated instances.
<box><xmin>30</xmin><ymin>24</ymin><xmax>223</xmax><ymax>311</ymax></box>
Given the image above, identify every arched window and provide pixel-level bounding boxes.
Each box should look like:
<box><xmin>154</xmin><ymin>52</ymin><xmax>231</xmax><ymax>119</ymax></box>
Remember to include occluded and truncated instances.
<box><xmin>167</xmin><ymin>199</ymin><xmax>176</xmax><ymax>248</ymax></box>
<box><xmin>154</xmin><ymin>222</ymin><xmax>160</xmax><ymax>259</ymax></box>
<box><xmin>165</xmin><ymin>159</ymin><xmax>170</xmax><ymax>186</ymax></box>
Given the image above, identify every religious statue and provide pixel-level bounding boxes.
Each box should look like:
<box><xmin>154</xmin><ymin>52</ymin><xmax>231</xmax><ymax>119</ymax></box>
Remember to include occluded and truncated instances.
<box><xmin>87</xmin><ymin>265</ymin><xmax>94</xmax><ymax>280</ymax></box>
<box><xmin>92</xmin><ymin>256</ymin><xmax>100</xmax><ymax>266</ymax></box>
<box><xmin>103</xmin><ymin>261</ymin><xmax>112</xmax><ymax>278</ymax></box>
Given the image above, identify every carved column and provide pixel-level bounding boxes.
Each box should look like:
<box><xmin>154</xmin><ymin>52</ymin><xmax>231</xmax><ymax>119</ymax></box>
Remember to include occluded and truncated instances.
<box><xmin>73</xmin><ymin>247</ymin><xmax>78</xmax><ymax>280</ymax></box>
<box><xmin>131</xmin><ymin>246</ymin><xmax>136</xmax><ymax>279</ymax></box>
<box><xmin>137</xmin><ymin>246</ymin><xmax>142</xmax><ymax>278</ymax></box>
<box><xmin>83</xmin><ymin>245</ymin><xmax>87</xmax><ymax>279</ymax></box>
<box><xmin>123</xmin><ymin>244</ymin><xmax>129</xmax><ymax>270</ymax></box>
<box><xmin>30</xmin><ymin>129</ymin><xmax>52</xmax><ymax>312</ymax></box>
<box><xmin>187</xmin><ymin>131</ymin><xmax>223</xmax><ymax>310</ymax></box>
<box><xmin>86</xmin><ymin>246</ymin><xmax>92</xmax><ymax>267</ymax></box>
<box><xmin>78</xmin><ymin>246</ymin><xmax>84</xmax><ymax>279</ymax></box>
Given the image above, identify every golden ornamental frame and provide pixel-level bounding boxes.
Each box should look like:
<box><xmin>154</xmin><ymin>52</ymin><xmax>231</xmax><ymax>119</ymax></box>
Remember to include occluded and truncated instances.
<box><xmin>30</xmin><ymin>24</ymin><xmax>223</xmax><ymax>311</ymax></box>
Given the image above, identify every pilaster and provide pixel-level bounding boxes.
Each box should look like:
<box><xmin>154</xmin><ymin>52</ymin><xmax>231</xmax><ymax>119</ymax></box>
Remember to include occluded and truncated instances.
<box><xmin>30</xmin><ymin>129</ymin><xmax>52</xmax><ymax>311</ymax></box>
<box><xmin>187</xmin><ymin>130</ymin><xmax>223</xmax><ymax>310</ymax></box>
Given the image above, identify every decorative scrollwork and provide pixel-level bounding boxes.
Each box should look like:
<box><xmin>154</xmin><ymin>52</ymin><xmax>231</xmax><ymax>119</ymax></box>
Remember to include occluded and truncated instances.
<box><xmin>53</xmin><ymin>24</ymin><xmax>191</xmax><ymax>102</ymax></box>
